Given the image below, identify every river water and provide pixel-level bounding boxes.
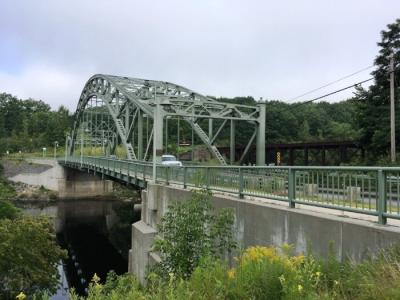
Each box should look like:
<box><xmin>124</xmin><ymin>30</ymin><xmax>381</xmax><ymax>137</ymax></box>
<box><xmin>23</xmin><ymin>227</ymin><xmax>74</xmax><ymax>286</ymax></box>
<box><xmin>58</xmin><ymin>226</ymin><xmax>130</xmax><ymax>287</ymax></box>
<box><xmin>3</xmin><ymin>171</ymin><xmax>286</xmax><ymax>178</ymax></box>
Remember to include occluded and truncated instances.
<box><xmin>22</xmin><ymin>197</ymin><xmax>140</xmax><ymax>298</ymax></box>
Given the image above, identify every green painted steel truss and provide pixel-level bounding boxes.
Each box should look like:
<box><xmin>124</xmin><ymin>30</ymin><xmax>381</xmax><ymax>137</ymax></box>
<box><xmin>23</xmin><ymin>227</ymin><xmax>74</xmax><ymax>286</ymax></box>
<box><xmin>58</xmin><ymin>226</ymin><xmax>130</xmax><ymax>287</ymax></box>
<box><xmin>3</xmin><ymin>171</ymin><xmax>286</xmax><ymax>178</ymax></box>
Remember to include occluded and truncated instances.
<box><xmin>68</xmin><ymin>74</ymin><xmax>266</xmax><ymax>165</ymax></box>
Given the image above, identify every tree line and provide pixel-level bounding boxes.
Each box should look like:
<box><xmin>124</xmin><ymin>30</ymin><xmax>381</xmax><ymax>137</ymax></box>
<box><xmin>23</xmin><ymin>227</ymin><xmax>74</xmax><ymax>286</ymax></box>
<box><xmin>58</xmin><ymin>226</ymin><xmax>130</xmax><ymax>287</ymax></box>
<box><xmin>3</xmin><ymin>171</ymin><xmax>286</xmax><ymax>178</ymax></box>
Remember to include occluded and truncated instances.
<box><xmin>0</xmin><ymin>93</ymin><xmax>359</xmax><ymax>156</ymax></box>
<box><xmin>0</xmin><ymin>94</ymin><xmax>73</xmax><ymax>154</ymax></box>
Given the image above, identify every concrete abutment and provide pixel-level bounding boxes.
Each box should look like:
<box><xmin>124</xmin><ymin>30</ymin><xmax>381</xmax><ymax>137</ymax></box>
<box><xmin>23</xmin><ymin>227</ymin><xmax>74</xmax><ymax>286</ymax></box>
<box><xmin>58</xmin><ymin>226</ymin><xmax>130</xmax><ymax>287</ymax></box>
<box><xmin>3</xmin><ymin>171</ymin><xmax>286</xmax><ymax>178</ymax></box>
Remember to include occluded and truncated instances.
<box><xmin>8</xmin><ymin>159</ymin><xmax>113</xmax><ymax>199</ymax></box>
<box><xmin>130</xmin><ymin>182</ymin><xmax>400</xmax><ymax>284</ymax></box>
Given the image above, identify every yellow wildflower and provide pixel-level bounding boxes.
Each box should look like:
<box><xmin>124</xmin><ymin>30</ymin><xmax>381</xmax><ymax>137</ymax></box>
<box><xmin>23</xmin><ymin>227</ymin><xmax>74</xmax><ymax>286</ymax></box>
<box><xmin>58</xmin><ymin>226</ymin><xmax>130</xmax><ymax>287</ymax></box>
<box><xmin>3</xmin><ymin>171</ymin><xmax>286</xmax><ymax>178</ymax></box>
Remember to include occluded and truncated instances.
<box><xmin>169</xmin><ymin>272</ymin><xmax>175</xmax><ymax>279</ymax></box>
<box><xmin>290</xmin><ymin>254</ymin><xmax>305</xmax><ymax>266</ymax></box>
<box><xmin>92</xmin><ymin>273</ymin><xmax>102</xmax><ymax>289</ymax></box>
<box><xmin>316</xmin><ymin>271</ymin><xmax>321</xmax><ymax>277</ymax></box>
<box><xmin>298</xmin><ymin>285</ymin><xmax>303</xmax><ymax>293</ymax></box>
<box><xmin>227</xmin><ymin>269</ymin><xmax>236</xmax><ymax>279</ymax></box>
<box><xmin>279</xmin><ymin>275</ymin><xmax>286</xmax><ymax>284</ymax></box>
<box><xmin>281</xmin><ymin>243</ymin><xmax>293</xmax><ymax>255</ymax></box>
<box><xmin>92</xmin><ymin>273</ymin><xmax>100</xmax><ymax>283</ymax></box>
<box><xmin>334</xmin><ymin>280</ymin><xmax>339</xmax><ymax>285</ymax></box>
<box><xmin>16</xmin><ymin>292</ymin><xmax>26</xmax><ymax>300</ymax></box>
<box><xmin>242</xmin><ymin>246</ymin><xmax>278</xmax><ymax>262</ymax></box>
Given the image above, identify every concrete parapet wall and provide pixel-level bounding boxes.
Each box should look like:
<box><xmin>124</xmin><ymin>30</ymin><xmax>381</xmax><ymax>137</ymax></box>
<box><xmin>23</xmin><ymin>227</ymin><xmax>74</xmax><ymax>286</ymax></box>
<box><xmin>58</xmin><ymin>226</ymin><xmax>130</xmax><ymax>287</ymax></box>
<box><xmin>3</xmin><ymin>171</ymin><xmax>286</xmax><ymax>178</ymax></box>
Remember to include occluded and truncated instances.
<box><xmin>130</xmin><ymin>183</ymin><xmax>400</xmax><ymax>283</ymax></box>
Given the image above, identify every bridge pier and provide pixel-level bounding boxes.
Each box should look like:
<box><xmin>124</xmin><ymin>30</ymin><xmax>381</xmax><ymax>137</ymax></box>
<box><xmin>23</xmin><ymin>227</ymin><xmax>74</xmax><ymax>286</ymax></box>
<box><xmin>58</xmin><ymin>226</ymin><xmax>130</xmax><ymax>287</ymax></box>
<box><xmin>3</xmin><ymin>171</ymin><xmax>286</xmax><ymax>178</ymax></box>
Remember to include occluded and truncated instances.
<box><xmin>58</xmin><ymin>167</ymin><xmax>113</xmax><ymax>199</ymax></box>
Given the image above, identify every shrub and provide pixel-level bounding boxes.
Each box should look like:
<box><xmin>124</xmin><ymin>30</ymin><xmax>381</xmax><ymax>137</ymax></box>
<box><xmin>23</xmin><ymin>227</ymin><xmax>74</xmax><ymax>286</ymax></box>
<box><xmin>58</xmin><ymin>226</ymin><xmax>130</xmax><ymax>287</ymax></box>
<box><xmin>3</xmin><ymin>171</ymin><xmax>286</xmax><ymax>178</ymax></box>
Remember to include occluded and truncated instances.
<box><xmin>225</xmin><ymin>245</ymin><xmax>320</xmax><ymax>300</ymax></box>
<box><xmin>0</xmin><ymin>199</ymin><xmax>20</xmax><ymax>220</ymax></box>
<box><xmin>153</xmin><ymin>189</ymin><xmax>236</xmax><ymax>279</ymax></box>
<box><xmin>0</xmin><ymin>217</ymin><xmax>67</xmax><ymax>299</ymax></box>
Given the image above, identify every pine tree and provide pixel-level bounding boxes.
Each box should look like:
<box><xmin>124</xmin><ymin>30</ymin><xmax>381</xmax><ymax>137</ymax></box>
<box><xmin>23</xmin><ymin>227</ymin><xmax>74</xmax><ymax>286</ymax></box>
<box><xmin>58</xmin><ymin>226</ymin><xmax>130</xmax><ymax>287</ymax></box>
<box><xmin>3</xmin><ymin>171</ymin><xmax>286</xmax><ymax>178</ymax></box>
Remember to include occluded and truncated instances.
<box><xmin>354</xmin><ymin>19</ymin><xmax>400</xmax><ymax>160</ymax></box>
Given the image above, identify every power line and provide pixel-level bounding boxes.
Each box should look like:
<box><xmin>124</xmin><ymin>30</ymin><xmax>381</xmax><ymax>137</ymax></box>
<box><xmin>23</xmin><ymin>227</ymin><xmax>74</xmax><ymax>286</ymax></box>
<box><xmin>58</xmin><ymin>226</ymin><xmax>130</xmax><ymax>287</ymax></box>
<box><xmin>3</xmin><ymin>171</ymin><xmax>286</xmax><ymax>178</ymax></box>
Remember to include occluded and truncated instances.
<box><xmin>288</xmin><ymin>65</ymin><xmax>374</xmax><ymax>102</ymax></box>
<box><xmin>291</xmin><ymin>77</ymin><xmax>374</xmax><ymax>107</ymax></box>
<box><xmin>267</xmin><ymin>65</ymin><xmax>399</xmax><ymax>116</ymax></box>
<box><xmin>271</xmin><ymin>77</ymin><xmax>375</xmax><ymax>115</ymax></box>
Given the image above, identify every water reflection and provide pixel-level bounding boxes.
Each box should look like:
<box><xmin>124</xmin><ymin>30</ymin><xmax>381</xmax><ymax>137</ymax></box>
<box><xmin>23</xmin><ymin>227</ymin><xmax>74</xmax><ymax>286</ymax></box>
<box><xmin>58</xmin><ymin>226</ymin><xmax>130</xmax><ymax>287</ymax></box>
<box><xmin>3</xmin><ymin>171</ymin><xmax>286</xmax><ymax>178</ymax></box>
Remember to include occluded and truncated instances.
<box><xmin>23</xmin><ymin>197</ymin><xmax>140</xmax><ymax>297</ymax></box>
<box><xmin>59</xmin><ymin>221</ymin><xmax>128</xmax><ymax>295</ymax></box>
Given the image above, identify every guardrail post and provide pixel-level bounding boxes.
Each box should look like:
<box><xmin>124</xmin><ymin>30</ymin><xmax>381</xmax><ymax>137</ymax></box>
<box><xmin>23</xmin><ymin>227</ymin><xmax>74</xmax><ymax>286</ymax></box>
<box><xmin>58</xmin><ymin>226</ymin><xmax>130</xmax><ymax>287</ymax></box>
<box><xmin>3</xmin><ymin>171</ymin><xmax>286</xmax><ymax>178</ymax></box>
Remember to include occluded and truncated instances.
<box><xmin>166</xmin><ymin>167</ymin><xmax>170</xmax><ymax>185</ymax></box>
<box><xmin>288</xmin><ymin>168</ymin><xmax>295</xmax><ymax>208</ymax></box>
<box><xmin>135</xmin><ymin>162</ymin><xmax>138</xmax><ymax>179</ymax></box>
<box><xmin>183</xmin><ymin>167</ymin><xmax>187</xmax><ymax>189</ymax></box>
<box><xmin>377</xmin><ymin>169</ymin><xmax>387</xmax><ymax>225</ymax></box>
<box><xmin>206</xmin><ymin>167</ymin><xmax>210</xmax><ymax>189</ymax></box>
<box><xmin>239</xmin><ymin>168</ymin><xmax>244</xmax><ymax>199</ymax></box>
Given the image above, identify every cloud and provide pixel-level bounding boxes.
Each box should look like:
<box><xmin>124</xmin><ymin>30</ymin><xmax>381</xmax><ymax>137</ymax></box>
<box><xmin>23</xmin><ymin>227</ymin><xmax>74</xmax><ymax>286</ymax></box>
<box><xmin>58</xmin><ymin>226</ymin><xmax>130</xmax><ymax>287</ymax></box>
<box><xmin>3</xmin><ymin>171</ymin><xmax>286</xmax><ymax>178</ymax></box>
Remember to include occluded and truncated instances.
<box><xmin>0</xmin><ymin>0</ymin><xmax>399</xmax><ymax>111</ymax></box>
<box><xmin>0</xmin><ymin>64</ymin><xmax>88</xmax><ymax>110</ymax></box>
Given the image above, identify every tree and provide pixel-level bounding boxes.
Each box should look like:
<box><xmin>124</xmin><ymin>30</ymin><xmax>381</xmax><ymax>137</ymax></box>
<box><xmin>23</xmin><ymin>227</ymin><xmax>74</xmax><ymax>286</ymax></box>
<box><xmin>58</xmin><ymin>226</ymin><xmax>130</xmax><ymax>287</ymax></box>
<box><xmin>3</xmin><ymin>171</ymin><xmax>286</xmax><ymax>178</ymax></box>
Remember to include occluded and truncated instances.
<box><xmin>298</xmin><ymin>120</ymin><xmax>311</xmax><ymax>142</ymax></box>
<box><xmin>153</xmin><ymin>190</ymin><xmax>236</xmax><ymax>279</ymax></box>
<box><xmin>354</xmin><ymin>19</ymin><xmax>400</xmax><ymax>159</ymax></box>
<box><xmin>0</xmin><ymin>216</ymin><xmax>67</xmax><ymax>299</ymax></box>
<box><xmin>0</xmin><ymin>92</ymin><xmax>73</xmax><ymax>154</ymax></box>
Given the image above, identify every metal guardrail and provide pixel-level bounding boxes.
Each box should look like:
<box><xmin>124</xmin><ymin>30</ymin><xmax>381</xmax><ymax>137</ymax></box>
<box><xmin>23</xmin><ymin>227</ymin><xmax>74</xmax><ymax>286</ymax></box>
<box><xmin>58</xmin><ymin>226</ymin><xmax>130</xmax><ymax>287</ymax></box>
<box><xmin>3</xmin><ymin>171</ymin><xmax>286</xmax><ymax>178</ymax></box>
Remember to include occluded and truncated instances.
<box><xmin>59</xmin><ymin>156</ymin><xmax>400</xmax><ymax>225</ymax></box>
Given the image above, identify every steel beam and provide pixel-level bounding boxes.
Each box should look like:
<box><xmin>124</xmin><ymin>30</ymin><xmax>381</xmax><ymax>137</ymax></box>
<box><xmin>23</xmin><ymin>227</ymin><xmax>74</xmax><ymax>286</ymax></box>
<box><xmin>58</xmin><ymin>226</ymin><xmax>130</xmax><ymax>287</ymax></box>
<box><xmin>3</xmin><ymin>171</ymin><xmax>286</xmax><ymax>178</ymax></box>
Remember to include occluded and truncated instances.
<box><xmin>230</xmin><ymin>119</ymin><xmax>235</xmax><ymax>164</ymax></box>
<box><xmin>256</xmin><ymin>102</ymin><xmax>266</xmax><ymax>165</ymax></box>
<box><xmin>138</xmin><ymin>110</ymin><xmax>143</xmax><ymax>160</ymax></box>
<box><xmin>154</xmin><ymin>99</ymin><xmax>164</xmax><ymax>161</ymax></box>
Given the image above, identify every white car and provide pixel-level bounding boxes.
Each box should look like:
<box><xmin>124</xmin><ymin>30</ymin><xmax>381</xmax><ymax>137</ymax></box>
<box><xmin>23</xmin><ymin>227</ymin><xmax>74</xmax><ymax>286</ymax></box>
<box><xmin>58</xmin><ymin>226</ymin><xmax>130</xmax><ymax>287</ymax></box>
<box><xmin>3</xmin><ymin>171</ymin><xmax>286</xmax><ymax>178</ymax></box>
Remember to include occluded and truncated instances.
<box><xmin>161</xmin><ymin>154</ymin><xmax>182</xmax><ymax>167</ymax></box>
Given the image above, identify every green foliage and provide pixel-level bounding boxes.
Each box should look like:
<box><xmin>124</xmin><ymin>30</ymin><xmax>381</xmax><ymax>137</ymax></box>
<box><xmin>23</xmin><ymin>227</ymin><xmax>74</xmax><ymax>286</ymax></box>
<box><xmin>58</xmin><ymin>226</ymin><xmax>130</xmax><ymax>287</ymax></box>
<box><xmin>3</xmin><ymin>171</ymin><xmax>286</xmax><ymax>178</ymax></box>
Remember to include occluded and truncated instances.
<box><xmin>0</xmin><ymin>93</ymin><xmax>72</xmax><ymax>155</ymax></box>
<box><xmin>69</xmin><ymin>273</ymin><xmax>144</xmax><ymax>300</ymax></box>
<box><xmin>0</xmin><ymin>177</ymin><xmax>16</xmax><ymax>199</ymax></box>
<box><xmin>153</xmin><ymin>189</ymin><xmax>236</xmax><ymax>279</ymax></box>
<box><xmin>0</xmin><ymin>216</ymin><xmax>67</xmax><ymax>299</ymax></box>
<box><xmin>353</xmin><ymin>19</ymin><xmax>400</xmax><ymax>160</ymax></box>
<box><xmin>0</xmin><ymin>200</ymin><xmax>20</xmax><ymax>220</ymax></box>
<box><xmin>0</xmin><ymin>163</ymin><xmax>16</xmax><ymax>199</ymax></box>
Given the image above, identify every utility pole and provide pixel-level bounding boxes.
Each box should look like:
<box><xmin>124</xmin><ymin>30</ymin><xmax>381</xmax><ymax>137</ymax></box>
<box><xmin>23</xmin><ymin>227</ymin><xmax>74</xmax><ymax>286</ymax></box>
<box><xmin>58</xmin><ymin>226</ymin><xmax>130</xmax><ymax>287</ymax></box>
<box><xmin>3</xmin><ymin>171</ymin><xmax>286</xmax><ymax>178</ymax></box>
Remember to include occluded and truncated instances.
<box><xmin>390</xmin><ymin>53</ymin><xmax>396</xmax><ymax>162</ymax></box>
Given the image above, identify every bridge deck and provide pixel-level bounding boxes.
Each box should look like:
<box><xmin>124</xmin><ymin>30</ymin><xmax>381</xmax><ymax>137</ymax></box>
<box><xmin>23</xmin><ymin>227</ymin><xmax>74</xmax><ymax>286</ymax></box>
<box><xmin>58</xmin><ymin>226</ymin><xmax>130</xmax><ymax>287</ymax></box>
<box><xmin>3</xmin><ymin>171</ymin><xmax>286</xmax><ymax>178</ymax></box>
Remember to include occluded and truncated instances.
<box><xmin>59</xmin><ymin>156</ymin><xmax>400</xmax><ymax>225</ymax></box>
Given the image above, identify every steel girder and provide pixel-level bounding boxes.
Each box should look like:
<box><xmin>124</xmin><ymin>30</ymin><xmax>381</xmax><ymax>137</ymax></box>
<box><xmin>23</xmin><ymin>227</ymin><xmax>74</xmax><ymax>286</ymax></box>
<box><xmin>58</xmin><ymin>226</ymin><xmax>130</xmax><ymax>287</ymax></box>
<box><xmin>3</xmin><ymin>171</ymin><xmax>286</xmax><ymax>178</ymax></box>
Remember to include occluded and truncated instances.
<box><xmin>69</xmin><ymin>74</ymin><xmax>266</xmax><ymax>165</ymax></box>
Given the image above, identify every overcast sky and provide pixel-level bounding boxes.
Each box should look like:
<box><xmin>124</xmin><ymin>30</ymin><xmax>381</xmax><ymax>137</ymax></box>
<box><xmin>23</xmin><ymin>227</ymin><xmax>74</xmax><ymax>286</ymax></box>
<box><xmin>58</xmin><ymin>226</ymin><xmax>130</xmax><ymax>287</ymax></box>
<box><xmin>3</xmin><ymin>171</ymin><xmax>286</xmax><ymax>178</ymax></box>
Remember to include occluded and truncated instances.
<box><xmin>0</xmin><ymin>0</ymin><xmax>399</xmax><ymax>110</ymax></box>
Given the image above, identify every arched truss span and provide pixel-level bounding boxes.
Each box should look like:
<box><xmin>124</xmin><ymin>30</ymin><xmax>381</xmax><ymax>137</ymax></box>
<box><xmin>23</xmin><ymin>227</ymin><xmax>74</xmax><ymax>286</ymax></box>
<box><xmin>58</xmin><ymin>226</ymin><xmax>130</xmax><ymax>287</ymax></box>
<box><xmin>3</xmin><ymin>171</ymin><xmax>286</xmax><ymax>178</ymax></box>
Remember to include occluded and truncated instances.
<box><xmin>69</xmin><ymin>74</ymin><xmax>266</xmax><ymax>165</ymax></box>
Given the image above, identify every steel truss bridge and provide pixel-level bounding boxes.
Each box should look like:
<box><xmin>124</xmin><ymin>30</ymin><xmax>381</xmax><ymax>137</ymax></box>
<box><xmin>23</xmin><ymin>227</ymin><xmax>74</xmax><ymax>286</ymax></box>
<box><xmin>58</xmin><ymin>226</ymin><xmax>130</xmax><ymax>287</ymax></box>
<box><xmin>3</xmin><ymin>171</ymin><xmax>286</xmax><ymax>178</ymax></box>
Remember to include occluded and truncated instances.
<box><xmin>63</xmin><ymin>75</ymin><xmax>400</xmax><ymax>226</ymax></box>
<box><xmin>67</xmin><ymin>74</ymin><xmax>266</xmax><ymax>165</ymax></box>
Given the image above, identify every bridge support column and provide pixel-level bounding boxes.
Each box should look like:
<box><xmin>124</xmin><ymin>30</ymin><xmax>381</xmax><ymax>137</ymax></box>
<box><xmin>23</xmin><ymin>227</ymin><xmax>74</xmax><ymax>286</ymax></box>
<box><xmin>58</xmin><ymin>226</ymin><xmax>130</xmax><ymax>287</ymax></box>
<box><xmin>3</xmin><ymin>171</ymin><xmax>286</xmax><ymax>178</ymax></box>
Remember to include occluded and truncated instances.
<box><xmin>256</xmin><ymin>102</ymin><xmax>266</xmax><ymax>165</ymax></box>
<box><xmin>154</xmin><ymin>105</ymin><xmax>164</xmax><ymax>161</ymax></box>
<box><xmin>138</xmin><ymin>110</ymin><xmax>143</xmax><ymax>160</ymax></box>
<box><xmin>230</xmin><ymin>119</ymin><xmax>235</xmax><ymax>164</ymax></box>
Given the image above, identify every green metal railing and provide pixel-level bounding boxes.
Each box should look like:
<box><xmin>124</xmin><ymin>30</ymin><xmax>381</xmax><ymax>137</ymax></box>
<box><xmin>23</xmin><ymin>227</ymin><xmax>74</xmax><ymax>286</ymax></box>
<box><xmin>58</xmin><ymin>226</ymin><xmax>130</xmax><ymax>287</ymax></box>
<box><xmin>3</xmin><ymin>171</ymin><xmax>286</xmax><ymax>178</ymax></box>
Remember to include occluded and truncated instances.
<box><xmin>59</xmin><ymin>156</ymin><xmax>400</xmax><ymax>225</ymax></box>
